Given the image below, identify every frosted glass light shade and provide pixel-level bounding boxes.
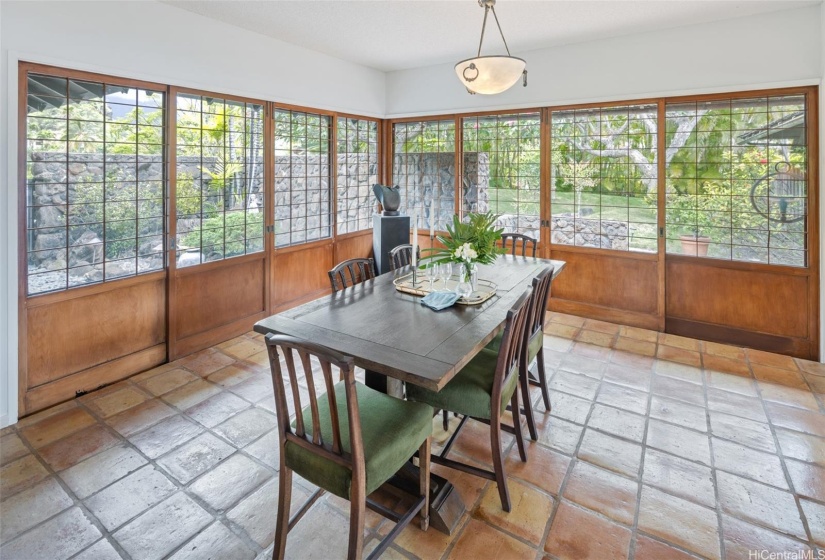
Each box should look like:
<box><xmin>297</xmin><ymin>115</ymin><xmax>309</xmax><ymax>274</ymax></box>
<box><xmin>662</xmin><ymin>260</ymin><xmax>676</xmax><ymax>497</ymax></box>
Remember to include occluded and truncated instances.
<box><xmin>455</xmin><ymin>55</ymin><xmax>526</xmax><ymax>95</ymax></box>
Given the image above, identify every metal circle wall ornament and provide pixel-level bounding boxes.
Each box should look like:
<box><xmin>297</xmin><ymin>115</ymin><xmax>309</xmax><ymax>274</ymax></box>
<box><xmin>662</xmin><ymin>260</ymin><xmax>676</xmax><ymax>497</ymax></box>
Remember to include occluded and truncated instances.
<box><xmin>463</xmin><ymin>63</ymin><xmax>479</xmax><ymax>83</ymax></box>
<box><xmin>749</xmin><ymin>162</ymin><xmax>807</xmax><ymax>224</ymax></box>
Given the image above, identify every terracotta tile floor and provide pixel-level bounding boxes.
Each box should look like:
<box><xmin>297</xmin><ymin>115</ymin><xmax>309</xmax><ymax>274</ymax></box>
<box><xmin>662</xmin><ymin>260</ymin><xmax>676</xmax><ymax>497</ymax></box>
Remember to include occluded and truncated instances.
<box><xmin>2</xmin><ymin>313</ymin><xmax>825</xmax><ymax>559</ymax></box>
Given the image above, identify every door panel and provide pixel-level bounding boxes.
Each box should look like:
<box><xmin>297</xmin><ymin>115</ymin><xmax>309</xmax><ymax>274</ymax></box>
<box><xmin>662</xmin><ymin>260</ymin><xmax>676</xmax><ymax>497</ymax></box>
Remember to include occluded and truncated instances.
<box><xmin>666</xmin><ymin>258</ymin><xmax>808</xmax><ymax>338</ymax></box>
<box><xmin>271</xmin><ymin>242</ymin><xmax>334</xmax><ymax>312</ymax></box>
<box><xmin>18</xmin><ymin>64</ymin><xmax>170</xmax><ymax>415</ymax></box>
<box><xmin>167</xmin><ymin>88</ymin><xmax>268</xmax><ymax>360</ymax></box>
<box><xmin>174</xmin><ymin>257</ymin><xmax>266</xmax><ymax>340</ymax></box>
<box><xmin>662</xmin><ymin>89</ymin><xmax>818</xmax><ymax>360</ymax></box>
<box><xmin>24</xmin><ymin>274</ymin><xmax>166</xmax><ymax>414</ymax></box>
<box><xmin>549</xmin><ymin>247</ymin><xmax>660</xmax><ymax>329</ymax></box>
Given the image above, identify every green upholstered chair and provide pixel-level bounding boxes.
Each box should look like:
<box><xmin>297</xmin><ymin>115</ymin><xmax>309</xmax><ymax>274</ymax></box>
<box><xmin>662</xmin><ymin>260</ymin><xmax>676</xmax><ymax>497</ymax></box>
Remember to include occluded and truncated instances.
<box><xmin>265</xmin><ymin>334</ymin><xmax>433</xmax><ymax>560</ymax></box>
<box><xmin>406</xmin><ymin>287</ymin><xmax>533</xmax><ymax>512</ymax></box>
<box><xmin>487</xmin><ymin>266</ymin><xmax>555</xmax><ymax>442</ymax></box>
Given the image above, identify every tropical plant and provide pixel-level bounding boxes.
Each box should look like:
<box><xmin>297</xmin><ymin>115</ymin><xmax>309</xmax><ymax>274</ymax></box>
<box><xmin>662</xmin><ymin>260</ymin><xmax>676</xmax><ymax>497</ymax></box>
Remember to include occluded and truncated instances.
<box><xmin>424</xmin><ymin>211</ymin><xmax>505</xmax><ymax>265</ymax></box>
<box><xmin>183</xmin><ymin>211</ymin><xmax>263</xmax><ymax>259</ymax></box>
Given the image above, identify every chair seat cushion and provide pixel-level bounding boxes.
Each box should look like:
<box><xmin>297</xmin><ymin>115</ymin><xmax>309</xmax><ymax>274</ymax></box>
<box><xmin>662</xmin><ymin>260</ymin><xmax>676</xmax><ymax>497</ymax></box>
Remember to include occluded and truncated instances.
<box><xmin>486</xmin><ymin>330</ymin><xmax>543</xmax><ymax>362</ymax></box>
<box><xmin>285</xmin><ymin>382</ymin><xmax>433</xmax><ymax>500</ymax></box>
<box><xmin>406</xmin><ymin>348</ymin><xmax>518</xmax><ymax>420</ymax></box>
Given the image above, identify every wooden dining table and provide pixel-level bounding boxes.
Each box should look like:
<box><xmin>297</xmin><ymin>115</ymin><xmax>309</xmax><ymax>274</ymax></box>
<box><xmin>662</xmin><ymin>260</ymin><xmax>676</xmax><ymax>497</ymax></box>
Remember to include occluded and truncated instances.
<box><xmin>254</xmin><ymin>254</ymin><xmax>565</xmax><ymax>534</ymax></box>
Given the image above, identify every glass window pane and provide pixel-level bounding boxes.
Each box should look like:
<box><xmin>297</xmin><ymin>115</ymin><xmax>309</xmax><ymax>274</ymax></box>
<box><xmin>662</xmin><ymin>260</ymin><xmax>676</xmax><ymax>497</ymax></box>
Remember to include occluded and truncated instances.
<box><xmin>665</xmin><ymin>94</ymin><xmax>808</xmax><ymax>266</ymax></box>
<box><xmin>551</xmin><ymin>104</ymin><xmax>658</xmax><ymax>252</ymax></box>
<box><xmin>392</xmin><ymin>119</ymin><xmax>456</xmax><ymax>233</ymax></box>
<box><xmin>272</xmin><ymin>108</ymin><xmax>332</xmax><ymax>247</ymax></box>
<box><xmin>25</xmin><ymin>72</ymin><xmax>165</xmax><ymax>295</ymax></box>
<box><xmin>336</xmin><ymin>118</ymin><xmax>378</xmax><ymax>235</ymax></box>
<box><xmin>176</xmin><ymin>94</ymin><xmax>265</xmax><ymax>265</ymax></box>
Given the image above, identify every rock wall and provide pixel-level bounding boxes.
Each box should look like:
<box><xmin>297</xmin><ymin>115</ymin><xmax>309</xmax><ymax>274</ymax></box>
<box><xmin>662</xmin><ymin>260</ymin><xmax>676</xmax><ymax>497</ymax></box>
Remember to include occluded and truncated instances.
<box><xmin>26</xmin><ymin>151</ymin><xmax>377</xmax><ymax>289</ymax></box>
<box><xmin>550</xmin><ymin>215</ymin><xmax>629</xmax><ymax>250</ymax></box>
<box><xmin>496</xmin><ymin>215</ymin><xmax>541</xmax><ymax>240</ymax></box>
<box><xmin>392</xmin><ymin>152</ymin><xmax>490</xmax><ymax>229</ymax></box>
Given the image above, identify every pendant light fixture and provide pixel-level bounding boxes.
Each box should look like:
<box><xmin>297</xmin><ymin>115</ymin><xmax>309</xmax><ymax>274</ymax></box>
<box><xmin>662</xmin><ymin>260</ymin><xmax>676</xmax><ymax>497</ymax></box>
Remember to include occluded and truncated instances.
<box><xmin>455</xmin><ymin>0</ymin><xmax>527</xmax><ymax>95</ymax></box>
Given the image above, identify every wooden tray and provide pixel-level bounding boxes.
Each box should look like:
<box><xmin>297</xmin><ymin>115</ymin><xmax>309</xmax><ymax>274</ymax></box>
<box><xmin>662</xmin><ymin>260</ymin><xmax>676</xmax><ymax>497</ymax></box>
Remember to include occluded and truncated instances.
<box><xmin>393</xmin><ymin>272</ymin><xmax>497</xmax><ymax>305</ymax></box>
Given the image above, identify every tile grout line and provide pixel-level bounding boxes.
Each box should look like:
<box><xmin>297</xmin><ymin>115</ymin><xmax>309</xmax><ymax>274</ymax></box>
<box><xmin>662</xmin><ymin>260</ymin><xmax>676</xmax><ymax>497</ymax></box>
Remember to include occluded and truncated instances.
<box><xmin>747</xmin><ymin>354</ymin><xmax>818</xmax><ymax>550</ymax></box>
<box><xmin>627</xmin><ymin>344</ymin><xmax>656</xmax><ymax>560</ymax></box>
<box><xmin>536</xmin><ymin>355</ymin><xmax>606</xmax><ymax>558</ymax></box>
<box><xmin>700</xmin><ymin>353</ymin><xmax>728</xmax><ymax>560</ymax></box>
<box><xmin>71</xmin><ymin>348</ymin><xmax>277</xmax><ymax>558</ymax></box>
<box><xmin>22</xmin><ymin>397</ymin><xmax>136</xmax><ymax>560</ymax></box>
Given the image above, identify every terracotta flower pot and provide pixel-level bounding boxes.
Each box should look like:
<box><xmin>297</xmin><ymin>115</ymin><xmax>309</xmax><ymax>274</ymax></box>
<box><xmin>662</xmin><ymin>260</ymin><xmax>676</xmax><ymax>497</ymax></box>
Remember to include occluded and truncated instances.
<box><xmin>679</xmin><ymin>234</ymin><xmax>712</xmax><ymax>257</ymax></box>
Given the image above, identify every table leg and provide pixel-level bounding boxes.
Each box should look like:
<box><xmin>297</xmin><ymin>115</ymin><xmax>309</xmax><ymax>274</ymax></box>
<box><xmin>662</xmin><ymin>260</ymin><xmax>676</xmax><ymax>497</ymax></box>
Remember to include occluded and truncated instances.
<box><xmin>364</xmin><ymin>370</ymin><xmax>387</xmax><ymax>393</ymax></box>
<box><xmin>366</xmin><ymin>369</ymin><xmax>466</xmax><ymax>535</ymax></box>
<box><xmin>386</xmin><ymin>462</ymin><xmax>465</xmax><ymax>535</ymax></box>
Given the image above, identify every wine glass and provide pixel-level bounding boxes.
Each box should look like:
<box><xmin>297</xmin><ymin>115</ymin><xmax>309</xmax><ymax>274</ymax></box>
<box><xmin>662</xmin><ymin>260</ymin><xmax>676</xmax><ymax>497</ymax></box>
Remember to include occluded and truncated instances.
<box><xmin>438</xmin><ymin>263</ymin><xmax>452</xmax><ymax>291</ymax></box>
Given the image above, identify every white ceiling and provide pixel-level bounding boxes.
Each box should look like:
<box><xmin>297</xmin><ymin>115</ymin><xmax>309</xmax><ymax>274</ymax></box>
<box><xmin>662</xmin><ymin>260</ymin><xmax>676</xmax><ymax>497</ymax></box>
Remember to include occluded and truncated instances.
<box><xmin>163</xmin><ymin>0</ymin><xmax>816</xmax><ymax>72</ymax></box>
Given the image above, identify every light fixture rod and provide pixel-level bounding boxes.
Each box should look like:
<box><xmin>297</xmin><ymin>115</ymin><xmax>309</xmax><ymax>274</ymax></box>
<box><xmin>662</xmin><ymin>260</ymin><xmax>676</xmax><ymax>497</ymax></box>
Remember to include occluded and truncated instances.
<box><xmin>476</xmin><ymin>4</ymin><xmax>490</xmax><ymax>57</ymax></box>
<box><xmin>489</xmin><ymin>6</ymin><xmax>513</xmax><ymax>56</ymax></box>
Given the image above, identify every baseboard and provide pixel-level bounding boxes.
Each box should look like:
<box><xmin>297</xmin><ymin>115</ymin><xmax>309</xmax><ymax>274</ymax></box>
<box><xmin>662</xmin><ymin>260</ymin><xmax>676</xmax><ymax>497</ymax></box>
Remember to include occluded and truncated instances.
<box><xmin>0</xmin><ymin>414</ymin><xmax>11</xmax><ymax>429</ymax></box>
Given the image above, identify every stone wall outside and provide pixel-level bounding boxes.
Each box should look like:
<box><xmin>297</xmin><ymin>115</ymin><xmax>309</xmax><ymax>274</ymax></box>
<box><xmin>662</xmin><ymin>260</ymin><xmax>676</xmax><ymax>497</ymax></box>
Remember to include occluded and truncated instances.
<box><xmin>392</xmin><ymin>152</ymin><xmax>491</xmax><ymax>229</ymax></box>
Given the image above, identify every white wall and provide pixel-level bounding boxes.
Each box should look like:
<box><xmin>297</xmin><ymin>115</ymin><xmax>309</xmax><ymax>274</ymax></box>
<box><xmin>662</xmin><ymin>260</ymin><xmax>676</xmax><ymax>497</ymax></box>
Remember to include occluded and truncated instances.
<box><xmin>0</xmin><ymin>1</ymin><xmax>387</xmax><ymax>427</ymax></box>
<box><xmin>386</xmin><ymin>5</ymin><xmax>822</xmax><ymax>117</ymax></box>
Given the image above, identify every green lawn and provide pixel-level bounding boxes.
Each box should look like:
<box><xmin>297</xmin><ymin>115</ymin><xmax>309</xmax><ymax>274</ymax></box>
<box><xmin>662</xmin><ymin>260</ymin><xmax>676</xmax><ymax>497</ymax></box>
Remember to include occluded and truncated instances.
<box><xmin>487</xmin><ymin>188</ymin><xmax>657</xmax><ymax>222</ymax></box>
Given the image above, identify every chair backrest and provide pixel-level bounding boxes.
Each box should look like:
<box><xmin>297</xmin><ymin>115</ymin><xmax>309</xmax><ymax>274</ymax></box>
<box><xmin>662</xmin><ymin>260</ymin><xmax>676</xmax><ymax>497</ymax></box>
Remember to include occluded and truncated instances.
<box><xmin>265</xmin><ymin>334</ymin><xmax>364</xmax><ymax>477</ymax></box>
<box><xmin>526</xmin><ymin>266</ymin><xmax>555</xmax><ymax>340</ymax></box>
<box><xmin>501</xmin><ymin>233</ymin><xmax>538</xmax><ymax>257</ymax></box>
<box><xmin>328</xmin><ymin>258</ymin><xmax>377</xmax><ymax>292</ymax></box>
<box><xmin>491</xmin><ymin>286</ymin><xmax>533</xmax><ymax>418</ymax></box>
<box><xmin>388</xmin><ymin>244</ymin><xmax>422</xmax><ymax>271</ymax></box>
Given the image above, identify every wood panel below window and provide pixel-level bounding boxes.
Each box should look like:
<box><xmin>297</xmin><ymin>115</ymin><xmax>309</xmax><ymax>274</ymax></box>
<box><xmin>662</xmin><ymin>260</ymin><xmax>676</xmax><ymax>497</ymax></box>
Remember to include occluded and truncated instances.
<box><xmin>22</xmin><ymin>273</ymin><xmax>167</xmax><ymax>415</ymax></box>
<box><xmin>666</xmin><ymin>257</ymin><xmax>817</xmax><ymax>359</ymax></box>
<box><xmin>548</xmin><ymin>247</ymin><xmax>660</xmax><ymax>330</ymax></box>
<box><xmin>171</xmin><ymin>255</ymin><xmax>268</xmax><ymax>359</ymax></box>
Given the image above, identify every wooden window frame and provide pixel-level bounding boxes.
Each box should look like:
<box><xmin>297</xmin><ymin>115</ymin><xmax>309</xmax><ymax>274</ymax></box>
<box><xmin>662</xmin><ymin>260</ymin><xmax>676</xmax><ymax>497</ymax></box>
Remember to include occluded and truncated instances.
<box><xmin>20</xmin><ymin>63</ymin><xmax>170</xmax><ymax>298</ymax></box>
<box><xmin>171</xmin><ymin>88</ymin><xmax>267</xmax><ymax>268</ymax></box>
<box><xmin>389</xmin><ymin>116</ymin><xmax>460</xmax><ymax>234</ymax></box>
<box><xmin>335</xmin><ymin>114</ymin><xmax>381</xmax><ymax>236</ymax></box>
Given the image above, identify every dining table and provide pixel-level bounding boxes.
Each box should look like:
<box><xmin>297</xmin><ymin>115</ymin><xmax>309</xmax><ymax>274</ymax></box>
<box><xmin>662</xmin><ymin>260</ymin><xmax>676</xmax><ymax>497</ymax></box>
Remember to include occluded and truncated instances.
<box><xmin>254</xmin><ymin>254</ymin><xmax>566</xmax><ymax>534</ymax></box>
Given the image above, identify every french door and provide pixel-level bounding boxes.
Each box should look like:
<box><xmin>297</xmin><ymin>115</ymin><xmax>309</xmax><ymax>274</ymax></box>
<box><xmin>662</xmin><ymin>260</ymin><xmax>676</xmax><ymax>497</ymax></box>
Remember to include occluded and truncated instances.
<box><xmin>662</xmin><ymin>90</ymin><xmax>819</xmax><ymax>359</ymax></box>
<box><xmin>19</xmin><ymin>64</ymin><xmax>169</xmax><ymax>414</ymax></box>
<box><xmin>18</xmin><ymin>64</ymin><xmax>382</xmax><ymax>416</ymax></box>
<box><xmin>544</xmin><ymin>89</ymin><xmax>819</xmax><ymax>359</ymax></box>
<box><xmin>166</xmin><ymin>88</ymin><xmax>271</xmax><ymax>359</ymax></box>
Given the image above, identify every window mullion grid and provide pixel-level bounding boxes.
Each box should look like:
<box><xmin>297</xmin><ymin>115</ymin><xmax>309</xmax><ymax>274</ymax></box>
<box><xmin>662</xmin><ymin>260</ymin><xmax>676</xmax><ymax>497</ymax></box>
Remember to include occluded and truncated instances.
<box><xmin>132</xmin><ymin>93</ymin><xmax>139</xmax><ymax>275</ymax></box>
<box><xmin>198</xmin><ymin>97</ymin><xmax>205</xmax><ymax>264</ymax></box>
<box><xmin>102</xmin><ymin>84</ymin><xmax>109</xmax><ymax>282</ymax></box>
<box><xmin>63</xmin><ymin>79</ymin><xmax>70</xmax><ymax>290</ymax></box>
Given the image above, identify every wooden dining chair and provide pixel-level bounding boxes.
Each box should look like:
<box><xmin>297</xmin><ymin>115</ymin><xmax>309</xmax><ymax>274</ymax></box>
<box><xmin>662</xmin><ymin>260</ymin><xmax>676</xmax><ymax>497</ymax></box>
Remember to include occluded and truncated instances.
<box><xmin>501</xmin><ymin>233</ymin><xmax>538</xmax><ymax>257</ymax></box>
<box><xmin>266</xmin><ymin>334</ymin><xmax>434</xmax><ymax>560</ymax></box>
<box><xmin>329</xmin><ymin>258</ymin><xmax>377</xmax><ymax>293</ymax></box>
<box><xmin>485</xmin><ymin>266</ymin><xmax>555</xmax><ymax>441</ymax></box>
<box><xmin>388</xmin><ymin>244</ymin><xmax>420</xmax><ymax>271</ymax></box>
<box><xmin>519</xmin><ymin>266</ymin><xmax>555</xmax><ymax>441</ymax></box>
<box><xmin>405</xmin><ymin>287</ymin><xmax>533</xmax><ymax>512</ymax></box>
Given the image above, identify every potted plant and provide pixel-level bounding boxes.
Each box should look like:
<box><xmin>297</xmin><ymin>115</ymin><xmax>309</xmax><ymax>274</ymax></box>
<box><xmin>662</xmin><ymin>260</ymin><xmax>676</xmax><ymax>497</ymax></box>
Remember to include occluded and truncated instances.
<box><xmin>424</xmin><ymin>211</ymin><xmax>505</xmax><ymax>296</ymax></box>
<box><xmin>666</xmin><ymin>194</ymin><xmax>713</xmax><ymax>257</ymax></box>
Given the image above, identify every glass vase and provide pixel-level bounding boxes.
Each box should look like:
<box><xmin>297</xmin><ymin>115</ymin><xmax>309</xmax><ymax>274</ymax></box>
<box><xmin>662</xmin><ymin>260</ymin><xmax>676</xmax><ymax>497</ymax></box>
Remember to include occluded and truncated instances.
<box><xmin>455</xmin><ymin>262</ymin><xmax>475</xmax><ymax>299</ymax></box>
